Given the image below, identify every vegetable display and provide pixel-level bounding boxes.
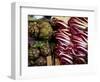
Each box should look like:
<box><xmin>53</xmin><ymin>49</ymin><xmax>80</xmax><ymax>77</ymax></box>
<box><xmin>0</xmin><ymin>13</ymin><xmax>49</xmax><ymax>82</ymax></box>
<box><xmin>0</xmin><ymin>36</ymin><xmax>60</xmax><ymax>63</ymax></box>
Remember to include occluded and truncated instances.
<box><xmin>28</xmin><ymin>15</ymin><xmax>88</xmax><ymax>66</ymax></box>
<box><xmin>52</xmin><ymin>17</ymin><xmax>88</xmax><ymax>64</ymax></box>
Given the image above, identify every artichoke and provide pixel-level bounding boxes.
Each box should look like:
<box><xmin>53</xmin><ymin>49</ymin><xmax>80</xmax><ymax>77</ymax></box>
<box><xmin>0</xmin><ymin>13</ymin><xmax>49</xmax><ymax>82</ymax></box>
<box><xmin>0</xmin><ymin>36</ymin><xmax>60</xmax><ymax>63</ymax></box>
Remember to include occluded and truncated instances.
<box><xmin>35</xmin><ymin>56</ymin><xmax>47</xmax><ymax>66</ymax></box>
<box><xmin>38</xmin><ymin>20</ymin><xmax>53</xmax><ymax>39</ymax></box>
<box><xmin>28</xmin><ymin>48</ymin><xmax>40</xmax><ymax>60</ymax></box>
<box><xmin>28</xmin><ymin>21</ymin><xmax>39</xmax><ymax>38</ymax></box>
<box><xmin>31</xmin><ymin>41</ymin><xmax>51</xmax><ymax>56</ymax></box>
<box><xmin>39</xmin><ymin>41</ymin><xmax>51</xmax><ymax>56</ymax></box>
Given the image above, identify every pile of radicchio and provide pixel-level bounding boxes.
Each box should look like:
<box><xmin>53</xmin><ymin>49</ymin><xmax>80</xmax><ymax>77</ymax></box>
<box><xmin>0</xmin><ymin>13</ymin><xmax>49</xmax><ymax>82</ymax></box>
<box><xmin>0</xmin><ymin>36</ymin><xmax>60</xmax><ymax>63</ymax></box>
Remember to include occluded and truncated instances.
<box><xmin>52</xmin><ymin>17</ymin><xmax>88</xmax><ymax>65</ymax></box>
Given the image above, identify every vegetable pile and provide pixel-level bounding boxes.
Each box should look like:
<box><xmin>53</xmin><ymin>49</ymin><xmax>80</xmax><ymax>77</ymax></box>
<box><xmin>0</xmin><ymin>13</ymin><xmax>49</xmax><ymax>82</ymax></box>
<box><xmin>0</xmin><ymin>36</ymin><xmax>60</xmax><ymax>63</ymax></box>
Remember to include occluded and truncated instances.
<box><xmin>28</xmin><ymin>16</ymin><xmax>88</xmax><ymax>66</ymax></box>
<box><xmin>28</xmin><ymin>18</ymin><xmax>53</xmax><ymax>66</ymax></box>
<box><xmin>52</xmin><ymin>17</ymin><xmax>88</xmax><ymax>64</ymax></box>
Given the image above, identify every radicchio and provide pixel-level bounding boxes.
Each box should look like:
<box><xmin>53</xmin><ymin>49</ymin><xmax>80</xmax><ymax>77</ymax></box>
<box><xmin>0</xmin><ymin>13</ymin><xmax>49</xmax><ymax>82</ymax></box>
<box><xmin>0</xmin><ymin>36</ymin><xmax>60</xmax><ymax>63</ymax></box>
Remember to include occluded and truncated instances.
<box><xmin>52</xmin><ymin>17</ymin><xmax>88</xmax><ymax>65</ymax></box>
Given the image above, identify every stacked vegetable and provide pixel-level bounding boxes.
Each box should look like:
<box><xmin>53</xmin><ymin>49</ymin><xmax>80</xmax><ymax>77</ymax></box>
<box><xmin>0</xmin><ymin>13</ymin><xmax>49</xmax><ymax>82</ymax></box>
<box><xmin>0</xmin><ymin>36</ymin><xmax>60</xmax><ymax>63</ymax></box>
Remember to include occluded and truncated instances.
<box><xmin>28</xmin><ymin>16</ymin><xmax>88</xmax><ymax>66</ymax></box>
<box><xmin>52</xmin><ymin>17</ymin><xmax>88</xmax><ymax>64</ymax></box>
<box><xmin>28</xmin><ymin>18</ymin><xmax>53</xmax><ymax>66</ymax></box>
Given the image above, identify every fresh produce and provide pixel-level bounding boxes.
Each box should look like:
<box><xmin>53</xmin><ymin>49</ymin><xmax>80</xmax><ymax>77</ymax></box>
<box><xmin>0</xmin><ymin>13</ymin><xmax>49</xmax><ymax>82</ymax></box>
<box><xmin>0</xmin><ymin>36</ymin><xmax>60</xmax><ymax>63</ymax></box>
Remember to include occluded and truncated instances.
<box><xmin>28</xmin><ymin>15</ymin><xmax>88</xmax><ymax>66</ymax></box>
<box><xmin>52</xmin><ymin>17</ymin><xmax>88</xmax><ymax>64</ymax></box>
<box><xmin>28</xmin><ymin>17</ymin><xmax>53</xmax><ymax>66</ymax></box>
<box><xmin>68</xmin><ymin>17</ymin><xmax>88</xmax><ymax>64</ymax></box>
<box><xmin>38</xmin><ymin>19</ymin><xmax>53</xmax><ymax>40</ymax></box>
<box><xmin>35</xmin><ymin>56</ymin><xmax>47</xmax><ymax>66</ymax></box>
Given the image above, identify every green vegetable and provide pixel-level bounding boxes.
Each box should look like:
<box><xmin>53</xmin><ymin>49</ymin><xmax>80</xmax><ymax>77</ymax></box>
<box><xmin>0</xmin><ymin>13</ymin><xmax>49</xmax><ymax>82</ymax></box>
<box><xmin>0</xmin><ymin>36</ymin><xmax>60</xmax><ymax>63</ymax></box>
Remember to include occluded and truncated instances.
<box><xmin>38</xmin><ymin>19</ymin><xmax>53</xmax><ymax>39</ymax></box>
